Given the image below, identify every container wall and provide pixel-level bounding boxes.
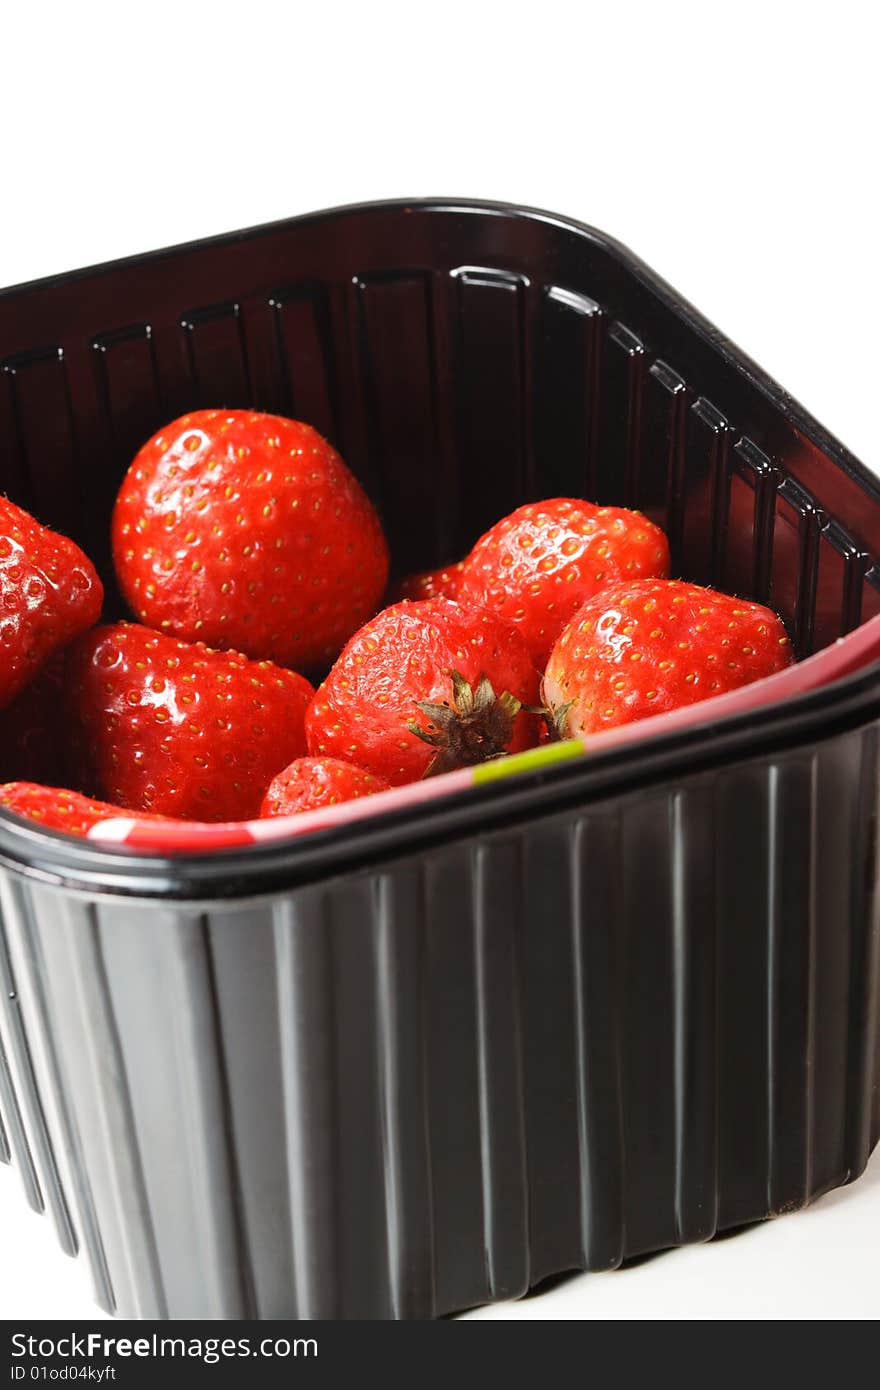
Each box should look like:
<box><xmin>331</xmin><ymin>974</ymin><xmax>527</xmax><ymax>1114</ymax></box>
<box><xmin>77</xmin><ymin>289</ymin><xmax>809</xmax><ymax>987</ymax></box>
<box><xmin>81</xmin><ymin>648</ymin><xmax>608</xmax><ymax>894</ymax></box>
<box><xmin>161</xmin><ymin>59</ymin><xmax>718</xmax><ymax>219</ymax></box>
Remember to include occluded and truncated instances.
<box><xmin>2</xmin><ymin>720</ymin><xmax>878</xmax><ymax>1319</ymax></box>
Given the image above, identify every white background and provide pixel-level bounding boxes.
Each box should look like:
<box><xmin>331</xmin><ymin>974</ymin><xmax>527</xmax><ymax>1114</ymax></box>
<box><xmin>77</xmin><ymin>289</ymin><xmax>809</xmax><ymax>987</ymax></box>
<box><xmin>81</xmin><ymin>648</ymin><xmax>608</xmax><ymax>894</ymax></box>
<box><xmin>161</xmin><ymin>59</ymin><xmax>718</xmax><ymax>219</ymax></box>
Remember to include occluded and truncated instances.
<box><xmin>1</xmin><ymin>1</ymin><xmax>878</xmax><ymax>1321</ymax></box>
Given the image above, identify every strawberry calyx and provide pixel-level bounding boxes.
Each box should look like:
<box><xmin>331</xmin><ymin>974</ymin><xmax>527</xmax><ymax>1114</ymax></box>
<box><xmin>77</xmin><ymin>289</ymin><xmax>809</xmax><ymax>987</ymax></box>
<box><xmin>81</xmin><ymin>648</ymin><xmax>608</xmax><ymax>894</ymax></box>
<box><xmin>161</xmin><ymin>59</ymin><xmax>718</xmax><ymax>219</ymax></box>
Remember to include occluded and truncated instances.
<box><xmin>529</xmin><ymin>701</ymin><xmax>574</xmax><ymax>744</ymax></box>
<box><xmin>409</xmin><ymin>669</ymin><xmax>522</xmax><ymax>778</ymax></box>
<box><xmin>525</xmin><ymin>680</ymin><xmax>574</xmax><ymax>744</ymax></box>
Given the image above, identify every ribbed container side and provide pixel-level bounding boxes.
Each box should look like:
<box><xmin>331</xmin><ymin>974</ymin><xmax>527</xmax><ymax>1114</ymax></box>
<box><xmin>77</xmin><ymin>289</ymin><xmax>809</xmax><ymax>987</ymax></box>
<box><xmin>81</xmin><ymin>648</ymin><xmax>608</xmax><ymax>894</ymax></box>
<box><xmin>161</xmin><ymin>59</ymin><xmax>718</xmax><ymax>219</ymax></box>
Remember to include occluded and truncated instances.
<box><xmin>1</xmin><ymin>720</ymin><xmax>877</xmax><ymax>1319</ymax></box>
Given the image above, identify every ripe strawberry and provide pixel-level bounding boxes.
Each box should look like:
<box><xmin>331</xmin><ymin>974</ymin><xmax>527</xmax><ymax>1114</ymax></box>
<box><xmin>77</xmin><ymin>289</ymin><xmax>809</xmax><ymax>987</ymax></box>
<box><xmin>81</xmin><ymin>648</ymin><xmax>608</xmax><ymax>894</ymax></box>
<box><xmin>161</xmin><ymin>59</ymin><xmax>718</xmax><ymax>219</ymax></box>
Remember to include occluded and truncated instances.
<box><xmin>65</xmin><ymin>622</ymin><xmax>314</xmax><ymax>820</ymax></box>
<box><xmin>0</xmin><ymin>782</ymin><xmax>167</xmax><ymax>838</ymax></box>
<box><xmin>260</xmin><ymin>756</ymin><xmax>389</xmax><ymax>817</ymax></box>
<box><xmin>458</xmin><ymin>498</ymin><xmax>670</xmax><ymax>667</ymax></box>
<box><xmin>0</xmin><ymin>657</ymin><xmax>67</xmax><ymax>784</ymax></box>
<box><xmin>306</xmin><ymin>598</ymin><xmax>540</xmax><ymax>785</ymax></box>
<box><xmin>112</xmin><ymin>410</ymin><xmax>389</xmax><ymax>672</ymax></box>
<box><xmin>543</xmin><ymin>579</ymin><xmax>794</xmax><ymax>737</ymax></box>
<box><xmin>389</xmin><ymin>561</ymin><xmax>465</xmax><ymax>604</ymax></box>
<box><xmin>0</xmin><ymin>495</ymin><xmax>103</xmax><ymax>709</ymax></box>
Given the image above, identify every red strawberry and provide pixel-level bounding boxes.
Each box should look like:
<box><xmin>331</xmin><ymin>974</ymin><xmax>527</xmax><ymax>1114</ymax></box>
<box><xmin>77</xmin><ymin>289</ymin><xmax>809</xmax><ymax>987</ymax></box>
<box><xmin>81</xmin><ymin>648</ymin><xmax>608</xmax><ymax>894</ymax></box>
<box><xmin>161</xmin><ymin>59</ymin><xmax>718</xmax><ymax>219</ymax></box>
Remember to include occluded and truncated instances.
<box><xmin>0</xmin><ymin>657</ymin><xmax>67</xmax><ymax>784</ymax></box>
<box><xmin>544</xmin><ymin>579</ymin><xmax>794</xmax><ymax>737</ymax></box>
<box><xmin>260</xmin><ymin>756</ymin><xmax>389</xmax><ymax>817</ymax></box>
<box><xmin>65</xmin><ymin>622</ymin><xmax>314</xmax><ymax>820</ymax></box>
<box><xmin>458</xmin><ymin>498</ymin><xmax>670</xmax><ymax>668</ymax></box>
<box><xmin>0</xmin><ymin>782</ymin><xmax>167</xmax><ymax>838</ymax></box>
<box><xmin>0</xmin><ymin>496</ymin><xmax>103</xmax><ymax>709</ymax></box>
<box><xmin>112</xmin><ymin>410</ymin><xmax>389</xmax><ymax>672</ymax></box>
<box><xmin>389</xmin><ymin>561</ymin><xmax>465</xmax><ymax>605</ymax></box>
<box><xmin>306</xmin><ymin>597</ymin><xmax>540</xmax><ymax>786</ymax></box>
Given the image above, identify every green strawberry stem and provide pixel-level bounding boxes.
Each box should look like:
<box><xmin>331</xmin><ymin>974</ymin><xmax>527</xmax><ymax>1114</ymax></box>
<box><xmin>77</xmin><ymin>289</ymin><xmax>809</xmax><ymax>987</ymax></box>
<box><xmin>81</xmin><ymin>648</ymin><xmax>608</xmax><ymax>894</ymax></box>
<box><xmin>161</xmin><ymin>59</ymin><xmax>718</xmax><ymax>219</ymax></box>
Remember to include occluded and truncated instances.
<box><xmin>524</xmin><ymin>692</ymin><xmax>574</xmax><ymax>744</ymax></box>
<box><xmin>409</xmin><ymin>670</ymin><xmax>523</xmax><ymax>778</ymax></box>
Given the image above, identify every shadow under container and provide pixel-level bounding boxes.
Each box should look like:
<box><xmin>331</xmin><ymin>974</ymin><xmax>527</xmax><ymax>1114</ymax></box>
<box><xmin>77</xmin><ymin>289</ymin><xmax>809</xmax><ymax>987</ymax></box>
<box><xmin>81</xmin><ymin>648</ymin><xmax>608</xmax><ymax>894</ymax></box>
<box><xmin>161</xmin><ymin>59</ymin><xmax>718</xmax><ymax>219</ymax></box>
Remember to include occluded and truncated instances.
<box><xmin>0</xmin><ymin>199</ymin><xmax>878</xmax><ymax>1319</ymax></box>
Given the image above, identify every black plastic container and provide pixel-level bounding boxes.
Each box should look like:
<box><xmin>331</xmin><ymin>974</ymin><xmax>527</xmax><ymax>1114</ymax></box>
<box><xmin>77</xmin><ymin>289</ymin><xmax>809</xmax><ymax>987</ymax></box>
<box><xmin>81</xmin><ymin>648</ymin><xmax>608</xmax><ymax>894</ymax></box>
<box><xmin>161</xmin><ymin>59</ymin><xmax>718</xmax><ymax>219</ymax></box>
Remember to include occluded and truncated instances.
<box><xmin>0</xmin><ymin>200</ymin><xmax>878</xmax><ymax>1320</ymax></box>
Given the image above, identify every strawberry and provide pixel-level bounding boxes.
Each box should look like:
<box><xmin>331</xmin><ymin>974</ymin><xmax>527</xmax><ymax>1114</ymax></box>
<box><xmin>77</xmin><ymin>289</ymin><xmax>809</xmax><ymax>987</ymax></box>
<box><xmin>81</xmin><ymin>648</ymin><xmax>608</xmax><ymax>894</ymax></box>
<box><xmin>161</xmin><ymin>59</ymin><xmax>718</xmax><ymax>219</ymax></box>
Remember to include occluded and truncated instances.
<box><xmin>65</xmin><ymin>622</ymin><xmax>314</xmax><ymax>820</ymax></box>
<box><xmin>260</xmin><ymin>756</ymin><xmax>389</xmax><ymax>817</ymax></box>
<box><xmin>306</xmin><ymin>597</ymin><xmax>540</xmax><ymax>785</ymax></box>
<box><xmin>0</xmin><ymin>657</ymin><xmax>67</xmax><ymax>784</ymax></box>
<box><xmin>112</xmin><ymin>410</ymin><xmax>389</xmax><ymax>672</ymax></box>
<box><xmin>0</xmin><ymin>495</ymin><xmax>103</xmax><ymax>709</ymax></box>
<box><xmin>389</xmin><ymin>561</ymin><xmax>465</xmax><ymax>605</ymax></box>
<box><xmin>543</xmin><ymin>578</ymin><xmax>794</xmax><ymax>737</ymax></box>
<box><xmin>0</xmin><ymin>782</ymin><xmax>167</xmax><ymax>838</ymax></box>
<box><xmin>457</xmin><ymin>498</ymin><xmax>670</xmax><ymax>667</ymax></box>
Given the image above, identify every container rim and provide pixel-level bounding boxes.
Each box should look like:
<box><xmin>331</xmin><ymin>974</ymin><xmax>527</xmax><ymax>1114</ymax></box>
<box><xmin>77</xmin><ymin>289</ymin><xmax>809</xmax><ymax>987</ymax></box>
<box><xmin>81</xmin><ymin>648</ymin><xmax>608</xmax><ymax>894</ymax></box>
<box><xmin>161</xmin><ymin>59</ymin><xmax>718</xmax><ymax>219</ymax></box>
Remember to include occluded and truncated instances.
<box><xmin>2</xmin><ymin>196</ymin><xmax>879</xmax><ymax>897</ymax></box>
